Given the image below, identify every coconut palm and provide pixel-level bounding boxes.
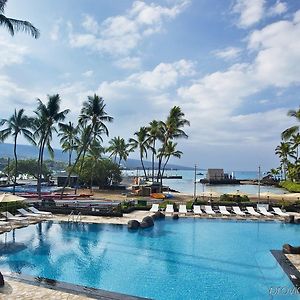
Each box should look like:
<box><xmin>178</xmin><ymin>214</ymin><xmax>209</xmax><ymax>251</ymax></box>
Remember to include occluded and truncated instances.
<box><xmin>281</xmin><ymin>107</ymin><xmax>300</xmax><ymax>140</ymax></box>
<box><xmin>129</xmin><ymin>127</ymin><xmax>150</xmax><ymax>179</ymax></box>
<box><xmin>290</xmin><ymin>133</ymin><xmax>300</xmax><ymax>162</ymax></box>
<box><xmin>0</xmin><ymin>109</ymin><xmax>35</xmax><ymax>194</ymax></box>
<box><xmin>34</xmin><ymin>94</ymin><xmax>69</xmax><ymax>198</ymax></box>
<box><xmin>147</xmin><ymin>120</ymin><xmax>162</xmax><ymax>182</ymax></box>
<box><xmin>275</xmin><ymin>142</ymin><xmax>296</xmax><ymax>180</ymax></box>
<box><xmin>107</xmin><ymin>136</ymin><xmax>131</xmax><ymax>166</ymax></box>
<box><xmin>58</xmin><ymin>122</ymin><xmax>79</xmax><ymax>167</ymax></box>
<box><xmin>0</xmin><ymin>0</ymin><xmax>39</xmax><ymax>38</ymax></box>
<box><xmin>61</xmin><ymin>94</ymin><xmax>113</xmax><ymax>196</ymax></box>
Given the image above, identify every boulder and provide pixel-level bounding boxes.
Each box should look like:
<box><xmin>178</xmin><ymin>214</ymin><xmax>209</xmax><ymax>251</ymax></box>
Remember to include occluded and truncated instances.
<box><xmin>283</xmin><ymin>244</ymin><xmax>300</xmax><ymax>254</ymax></box>
<box><xmin>285</xmin><ymin>215</ymin><xmax>295</xmax><ymax>224</ymax></box>
<box><xmin>140</xmin><ymin>216</ymin><xmax>154</xmax><ymax>228</ymax></box>
<box><xmin>0</xmin><ymin>271</ymin><xmax>4</xmax><ymax>287</ymax></box>
<box><xmin>127</xmin><ymin>220</ymin><xmax>140</xmax><ymax>230</ymax></box>
<box><xmin>172</xmin><ymin>214</ymin><xmax>179</xmax><ymax>220</ymax></box>
<box><xmin>152</xmin><ymin>211</ymin><xmax>165</xmax><ymax>220</ymax></box>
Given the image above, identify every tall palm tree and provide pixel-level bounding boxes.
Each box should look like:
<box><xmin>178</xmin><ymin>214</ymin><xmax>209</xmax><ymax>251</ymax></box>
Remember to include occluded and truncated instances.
<box><xmin>157</xmin><ymin>106</ymin><xmax>190</xmax><ymax>182</ymax></box>
<box><xmin>61</xmin><ymin>94</ymin><xmax>113</xmax><ymax>196</ymax></box>
<box><xmin>282</xmin><ymin>107</ymin><xmax>300</xmax><ymax>140</ymax></box>
<box><xmin>129</xmin><ymin>127</ymin><xmax>150</xmax><ymax>179</ymax></box>
<box><xmin>290</xmin><ymin>133</ymin><xmax>300</xmax><ymax>162</ymax></box>
<box><xmin>0</xmin><ymin>109</ymin><xmax>35</xmax><ymax>194</ymax></box>
<box><xmin>34</xmin><ymin>94</ymin><xmax>69</xmax><ymax>198</ymax></box>
<box><xmin>275</xmin><ymin>142</ymin><xmax>296</xmax><ymax>180</ymax></box>
<box><xmin>147</xmin><ymin>120</ymin><xmax>162</xmax><ymax>182</ymax></box>
<box><xmin>0</xmin><ymin>0</ymin><xmax>39</xmax><ymax>38</ymax></box>
<box><xmin>58</xmin><ymin>122</ymin><xmax>79</xmax><ymax>167</ymax></box>
<box><xmin>160</xmin><ymin>141</ymin><xmax>182</xmax><ymax>179</ymax></box>
<box><xmin>107</xmin><ymin>136</ymin><xmax>131</xmax><ymax>166</ymax></box>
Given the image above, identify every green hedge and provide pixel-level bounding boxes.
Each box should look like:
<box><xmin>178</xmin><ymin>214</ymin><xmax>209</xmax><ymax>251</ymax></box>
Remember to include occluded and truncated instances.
<box><xmin>219</xmin><ymin>194</ymin><xmax>250</xmax><ymax>203</ymax></box>
<box><xmin>279</xmin><ymin>181</ymin><xmax>300</xmax><ymax>193</ymax></box>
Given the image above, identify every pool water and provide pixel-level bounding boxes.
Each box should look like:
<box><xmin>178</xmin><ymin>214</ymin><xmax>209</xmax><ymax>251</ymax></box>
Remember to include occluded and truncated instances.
<box><xmin>0</xmin><ymin>219</ymin><xmax>299</xmax><ymax>299</ymax></box>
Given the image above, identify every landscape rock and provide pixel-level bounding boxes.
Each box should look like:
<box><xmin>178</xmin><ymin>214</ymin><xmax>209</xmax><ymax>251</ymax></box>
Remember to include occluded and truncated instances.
<box><xmin>140</xmin><ymin>216</ymin><xmax>154</xmax><ymax>228</ymax></box>
<box><xmin>285</xmin><ymin>215</ymin><xmax>295</xmax><ymax>223</ymax></box>
<box><xmin>0</xmin><ymin>272</ymin><xmax>4</xmax><ymax>287</ymax></box>
<box><xmin>282</xmin><ymin>244</ymin><xmax>300</xmax><ymax>254</ymax></box>
<box><xmin>152</xmin><ymin>211</ymin><xmax>165</xmax><ymax>220</ymax></box>
<box><xmin>127</xmin><ymin>220</ymin><xmax>140</xmax><ymax>229</ymax></box>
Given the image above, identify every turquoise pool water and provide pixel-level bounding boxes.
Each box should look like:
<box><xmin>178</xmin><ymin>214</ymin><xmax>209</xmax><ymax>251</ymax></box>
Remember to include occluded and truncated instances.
<box><xmin>0</xmin><ymin>219</ymin><xmax>299</xmax><ymax>299</ymax></box>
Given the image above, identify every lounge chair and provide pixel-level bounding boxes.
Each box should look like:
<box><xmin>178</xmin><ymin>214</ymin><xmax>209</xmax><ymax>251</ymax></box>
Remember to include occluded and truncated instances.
<box><xmin>1</xmin><ymin>211</ymin><xmax>29</xmax><ymax>224</ymax></box>
<box><xmin>246</xmin><ymin>207</ymin><xmax>261</xmax><ymax>217</ymax></box>
<box><xmin>232</xmin><ymin>206</ymin><xmax>246</xmax><ymax>216</ymax></box>
<box><xmin>179</xmin><ymin>204</ymin><xmax>187</xmax><ymax>215</ymax></box>
<box><xmin>28</xmin><ymin>207</ymin><xmax>52</xmax><ymax>216</ymax></box>
<box><xmin>258</xmin><ymin>207</ymin><xmax>274</xmax><ymax>217</ymax></box>
<box><xmin>150</xmin><ymin>204</ymin><xmax>159</xmax><ymax>212</ymax></box>
<box><xmin>273</xmin><ymin>207</ymin><xmax>289</xmax><ymax>217</ymax></box>
<box><xmin>193</xmin><ymin>205</ymin><xmax>203</xmax><ymax>215</ymax></box>
<box><xmin>204</xmin><ymin>205</ymin><xmax>216</xmax><ymax>215</ymax></box>
<box><xmin>219</xmin><ymin>206</ymin><xmax>231</xmax><ymax>215</ymax></box>
<box><xmin>165</xmin><ymin>204</ymin><xmax>174</xmax><ymax>214</ymax></box>
<box><xmin>17</xmin><ymin>208</ymin><xmax>44</xmax><ymax>219</ymax></box>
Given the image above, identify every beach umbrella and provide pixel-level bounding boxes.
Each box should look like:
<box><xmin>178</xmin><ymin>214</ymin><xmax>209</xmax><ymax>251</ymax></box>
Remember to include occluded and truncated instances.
<box><xmin>0</xmin><ymin>193</ymin><xmax>26</xmax><ymax>220</ymax></box>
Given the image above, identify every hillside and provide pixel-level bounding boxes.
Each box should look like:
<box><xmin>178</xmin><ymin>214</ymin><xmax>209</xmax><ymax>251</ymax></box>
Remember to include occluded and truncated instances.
<box><xmin>0</xmin><ymin>143</ymin><xmax>192</xmax><ymax>170</ymax></box>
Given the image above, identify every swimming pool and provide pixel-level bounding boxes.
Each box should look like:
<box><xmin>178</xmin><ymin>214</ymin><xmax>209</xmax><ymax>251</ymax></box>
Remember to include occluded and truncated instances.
<box><xmin>0</xmin><ymin>219</ymin><xmax>299</xmax><ymax>299</ymax></box>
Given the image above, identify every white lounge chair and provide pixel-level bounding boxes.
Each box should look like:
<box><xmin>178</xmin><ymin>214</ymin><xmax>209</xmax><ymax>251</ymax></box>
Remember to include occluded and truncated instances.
<box><xmin>232</xmin><ymin>206</ymin><xmax>246</xmax><ymax>216</ymax></box>
<box><xmin>258</xmin><ymin>207</ymin><xmax>274</xmax><ymax>217</ymax></box>
<box><xmin>165</xmin><ymin>204</ymin><xmax>174</xmax><ymax>214</ymax></box>
<box><xmin>246</xmin><ymin>207</ymin><xmax>261</xmax><ymax>217</ymax></box>
<box><xmin>273</xmin><ymin>207</ymin><xmax>289</xmax><ymax>217</ymax></box>
<box><xmin>150</xmin><ymin>204</ymin><xmax>159</xmax><ymax>212</ymax></box>
<box><xmin>193</xmin><ymin>205</ymin><xmax>203</xmax><ymax>215</ymax></box>
<box><xmin>1</xmin><ymin>211</ymin><xmax>29</xmax><ymax>224</ymax></box>
<box><xmin>179</xmin><ymin>204</ymin><xmax>187</xmax><ymax>214</ymax></box>
<box><xmin>219</xmin><ymin>206</ymin><xmax>230</xmax><ymax>215</ymax></box>
<box><xmin>17</xmin><ymin>208</ymin><xmax>44</xmax><ymax>219</ymax></box>
<box><xmin>28</xmin><ymin>207</ymin><xmax>52</xmax><ymax>216</ymax></box>
<box><xmin>204</xmin><ymin>205</ymin><xmax>216</xmax><ymax>215</ymax></box>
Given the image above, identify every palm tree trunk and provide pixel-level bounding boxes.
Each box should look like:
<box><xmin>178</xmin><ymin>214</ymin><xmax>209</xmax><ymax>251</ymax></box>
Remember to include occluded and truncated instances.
<box><xmin>152</xmin><ymin>140</ymin><xmax>156</xmax><ymax>182</ymax></box>
<box><xmin>13</xmin><ymin>134</ymin><xmax>18</xmax><ymax>195</ymax></box>
<box><xmin>68</xmin><ymin>150</ymin><xmax>72</xmax><ymax>167</ymax></box>
<box><xmin>140</xmin><ymin>153</ymin><xmax>147</xmax><ymax>179</ymax></box>
<box><xmin>118</xmin><ymin>156</ymin><xmax>121</xmax><ymax>167</ymax></box>
<box><xmin>161</xmin><ymin>156</ymin><xmax>170</xmax><ymax>179</ymax></box>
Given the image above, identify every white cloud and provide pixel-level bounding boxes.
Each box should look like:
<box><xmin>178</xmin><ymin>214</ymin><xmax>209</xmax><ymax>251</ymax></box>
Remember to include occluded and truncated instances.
<box><xmin>0</xmin><ymin>38</ymin><xmax>28</xmax><ymax>68</ymax></box>
<box><xmin>232</xmin><ymin>0</ymin><xmax>265</xmax><ymax>28</ymax></box>
<box><xmin>114</xmin><ymin>57</ymin><xmax>141</xmax><ymax>70</ymax></box>
<box><xmin>268</xmin><ymin>1</ymin><xmax>288</xmax><ymax>17</ymax></box>
<box><xmin>50</xmin><ymin>19</ymin><xmax>62</xmax><ymax>41</ymax></box>
<box><xmin>82</xmin><ymin>70</ymin><xmax>94</xmax><ymax>77</ymax></box>
<box><xmin>212</xmin><ymin>47</ymin><xmax>242</xmax><ymax>60</ymax></box>
<box><xmin>69</xmin><ymin>0</ymin><xmax>190</xmax><ymax>56</ymax></box>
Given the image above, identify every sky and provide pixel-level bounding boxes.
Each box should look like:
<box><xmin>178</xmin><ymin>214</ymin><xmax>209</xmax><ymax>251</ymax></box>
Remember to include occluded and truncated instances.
<box><xmin>0</xmin><ymin>0</ymin><xmax>299</xmax><ymax>171</ymax></box>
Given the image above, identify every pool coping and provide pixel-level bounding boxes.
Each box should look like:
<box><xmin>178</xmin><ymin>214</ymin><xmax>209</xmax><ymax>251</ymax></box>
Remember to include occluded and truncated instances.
<box><xmin>271</xmin><ymin>250</ymin><xmax>300</xmax><ymax>289</ymax></box>
<box><xmin>2</xmin><ymin>271</ymin><xmax>151</xmax><ymax>300</ymax></box>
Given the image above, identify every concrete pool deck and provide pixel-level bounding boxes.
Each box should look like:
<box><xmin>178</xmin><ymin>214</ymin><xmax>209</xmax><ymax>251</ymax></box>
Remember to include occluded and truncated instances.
<box><xmin>1</xmin><ymin>211</ymin><xmax>300</xmax><ymax>299</ymax></box>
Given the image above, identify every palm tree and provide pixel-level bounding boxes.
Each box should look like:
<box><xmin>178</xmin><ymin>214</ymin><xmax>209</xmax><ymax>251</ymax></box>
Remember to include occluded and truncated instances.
<box><xmin>58</xmin><ymin>122</ymin><xmax>79</xmax><ymax>167</ymax></box>
<box><xmin>107</xmin><ymin>136</ymin><xmax>131</xmax><ymax>166</ymax></box>
<box><xmin>129</xmin><ymin>127</ymin><xmax>150</xmax><ymax>179</ymax></box>
<box><xmin>0</xmin><ymin>109</ymin><xmax>35</xmax><ymax>194</ymax></box>
<box><xmin>160</xmin><ymin>141</ymin><xmax>182</xmax><ymax>179</ymax></box>
<box><xmin>0</xmin><ymin>0</ymin><xmax>39</xmax><ymax>38</ymax></box>
<box><xmin>290</xmin><ymin>133</ymin><xmax>300</xmax><ymax>162</ymax></box>
<box><xmin>34</xmin><ymin>94</ymin><xmax>69</xmax><ymax>198</ymax></box>
<box><xmin>61</xmin><ymin>94</ymin><xmax>113</xmax><ymax>196</ymax></box>
<box><xmin>275</xmin><ymin>142</ymin><xmax>296</xmax><ymax>180</ymax></box>
<box><xmin>147</xmin><ymin>120</ymin><xmax>162</xmax><ymax>182</ymax></box>
<box><xmin>157</xmin><ymin>106</ymin><xmax>190</xmax><ymax>182</ymax></box>
<box><xmin>282</xmin><ymin>107</ymin><xmax>300</xmax><ymax>140</ymax></box>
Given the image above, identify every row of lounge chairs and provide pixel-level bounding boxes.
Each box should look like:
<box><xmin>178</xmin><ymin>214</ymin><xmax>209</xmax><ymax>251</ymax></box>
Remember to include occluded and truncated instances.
<box><xmin>0</xmin><ymin>207</ymin><xmax>52</xmax><ymax>231</ymax></box>
<box><xmin>150</xmin><ymin>204</ymin><xmax>289</xmax><ymax>217</ymax></box>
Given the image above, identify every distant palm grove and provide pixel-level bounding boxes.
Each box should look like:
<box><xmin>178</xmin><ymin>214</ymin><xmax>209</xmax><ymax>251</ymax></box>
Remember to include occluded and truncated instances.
<box><xmin>273</xmin><ymin>107</ymin><xmax>300</xmax><ymax>184</ymax></box>
<box><xmin>0</xmin><ymin>93</ymin><xmax>189</xmax><ymax>198</ymax></box>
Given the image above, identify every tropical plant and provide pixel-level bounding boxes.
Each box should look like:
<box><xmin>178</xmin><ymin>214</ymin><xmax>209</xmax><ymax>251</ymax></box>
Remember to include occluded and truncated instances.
<box><xmin>129</xmin><ymin>127</ymin><xmax>150</xmax><ymax>179</ymax></box>
<box><xmin>58</xmin><ymin>122</ymin><xmax>79</xmax><ymax>167</ymax></box>
<box><xmin>275</xmin><ymin>142</ymin><xmax>296</xmax><ymax>180</ymax></box>
<box><xmin>281</xmin><ymin>107</ymin><xmax>300</xmax><ymax>140</ymax></box>
<box><xmin>0</xmin><ymin>109</ymin><xmax>35</xmax><ymax>194</ymax></box>
<box><xmin>107</xmin><ymin>136</ymin><xmax>131</xmax><ymax>166</ymax></box>
<box><xmin>290</xmin><ymin>133</ymin><xmax>300</xmax><ymax>162</ymax></box>
<box><xmin>0</xmin><ymin>0</ymin><xmax>39</xmax><ymax>38</ymax></box>
<box><xmin>61</xmin><ymin>94</ymin><xmax>113</xmax><ymax>196</ymax></box>
<box><xmin>34</xmin><ymin>94</ymin><xmax>69</xmax><ymax>198</ymax></box>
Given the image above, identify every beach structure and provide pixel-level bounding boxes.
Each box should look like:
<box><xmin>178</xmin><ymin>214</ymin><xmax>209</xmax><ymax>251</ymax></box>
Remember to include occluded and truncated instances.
<box><xmin>200</xmin><ymin>169</ymin><xmax>240</xmax><ymax>184</ymax></box>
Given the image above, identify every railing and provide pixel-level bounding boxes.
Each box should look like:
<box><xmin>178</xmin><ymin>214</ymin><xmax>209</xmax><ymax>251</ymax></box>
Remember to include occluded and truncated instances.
<box><xmin>75</xmin><ymin>212</ymin><xmax>82</xmax><ymax>222</ymax></box>
<box><xmin>67</xmin><ymin>210</ymin><xmax>82</xmax><ymax>223</ymax></box>
<box><xmin>67</xmin><ymin>210</ymin><xmax>74</xmax><ymax>222</ymax></box>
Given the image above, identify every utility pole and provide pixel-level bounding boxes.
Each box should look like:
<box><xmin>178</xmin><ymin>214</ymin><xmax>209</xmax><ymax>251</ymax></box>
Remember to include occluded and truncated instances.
<box><xmin>193</xmin><ymin>164</ymin><xmax>197</xmax><ymax>200</ymax></box>
<box><xmin>258</xmin><ymin>165</ymin><xmax>261</xmax><ymax>204</ymax></box>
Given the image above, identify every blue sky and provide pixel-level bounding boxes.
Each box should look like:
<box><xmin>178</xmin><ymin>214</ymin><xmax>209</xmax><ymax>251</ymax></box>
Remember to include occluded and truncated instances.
<box><xmin>0</xmin><ymin>0</ymin><xmax>299</xmax><ymax>170</ymax></box>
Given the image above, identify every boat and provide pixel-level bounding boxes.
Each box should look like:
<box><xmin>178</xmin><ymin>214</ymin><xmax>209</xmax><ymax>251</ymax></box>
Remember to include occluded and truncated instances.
<box><xmin>150</xmin><ymin>193</ymin><xmax>166</xmax><ymax>199</ymax></box>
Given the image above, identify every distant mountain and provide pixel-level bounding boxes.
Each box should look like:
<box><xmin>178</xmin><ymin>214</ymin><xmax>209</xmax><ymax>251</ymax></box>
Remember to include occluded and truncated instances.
<box><xmin>0</xmin><ymin>143</ymin><xmax>192</xmax><ymax>170</ymax></box>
